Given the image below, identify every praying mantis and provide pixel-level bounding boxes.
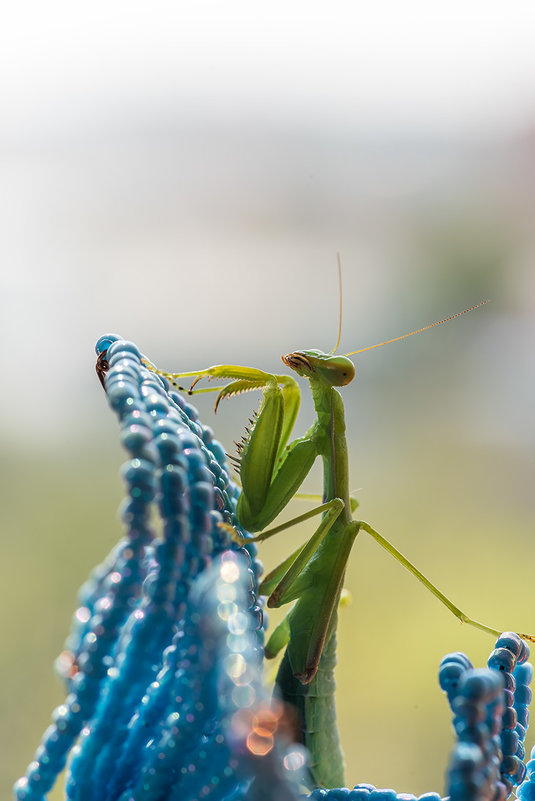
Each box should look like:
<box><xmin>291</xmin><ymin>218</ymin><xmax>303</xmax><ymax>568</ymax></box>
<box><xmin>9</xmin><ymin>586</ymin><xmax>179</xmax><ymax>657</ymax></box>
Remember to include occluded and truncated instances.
<box><xmin>144</xmin><ymin>275</ymin><xmax>534</xmax><ymax>788</ymax></box>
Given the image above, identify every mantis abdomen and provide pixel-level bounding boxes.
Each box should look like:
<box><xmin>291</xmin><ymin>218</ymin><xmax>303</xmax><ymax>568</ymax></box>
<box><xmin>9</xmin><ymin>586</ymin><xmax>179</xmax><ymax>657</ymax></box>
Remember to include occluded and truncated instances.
<box><xmin>276</xmin><ymin>628</ymin><xmax>344</xmax><ymax>788</ymax></box>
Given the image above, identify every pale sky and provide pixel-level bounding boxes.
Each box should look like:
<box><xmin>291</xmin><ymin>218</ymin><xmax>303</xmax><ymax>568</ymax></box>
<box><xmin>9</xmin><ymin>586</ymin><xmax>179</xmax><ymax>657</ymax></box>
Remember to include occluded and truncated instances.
<box><xmin>1</xmin><ymin>0</ymin><xmax>535</xmax><ymax>449</ymax></box>
<box><xmin>2</xmin><ymin>1</ymin><xmax>535</xmax><ymax>139</ymax></box>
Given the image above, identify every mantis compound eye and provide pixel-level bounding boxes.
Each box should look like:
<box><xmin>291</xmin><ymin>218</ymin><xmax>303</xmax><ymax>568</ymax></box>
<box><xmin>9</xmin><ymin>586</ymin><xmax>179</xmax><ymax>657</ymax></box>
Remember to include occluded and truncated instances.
<box><xmin>318</xmin><ymin>355</ymin><xmax>356</xmax><ymax>387</ymax></box>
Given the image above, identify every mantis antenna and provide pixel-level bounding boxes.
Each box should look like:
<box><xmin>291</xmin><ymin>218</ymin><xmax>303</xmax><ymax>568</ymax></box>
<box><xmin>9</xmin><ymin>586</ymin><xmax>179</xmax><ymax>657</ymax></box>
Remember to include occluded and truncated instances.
<box><xmin>330</xmin><ymin>253</ymin><xmax>343</xmax><ymax>354</ymax></box>
<box><xmin>344</xmin><ymin>299</ymin><xmax>490</xmax><ymax>357</ymax></box>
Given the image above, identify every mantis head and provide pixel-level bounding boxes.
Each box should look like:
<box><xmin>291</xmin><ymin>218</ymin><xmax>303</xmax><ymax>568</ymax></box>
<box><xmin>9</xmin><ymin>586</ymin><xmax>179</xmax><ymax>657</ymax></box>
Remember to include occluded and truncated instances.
<box><xmin>282</xmin><ymin>350</ymin><xmax>356</xmax><ymax>387</ymax></box>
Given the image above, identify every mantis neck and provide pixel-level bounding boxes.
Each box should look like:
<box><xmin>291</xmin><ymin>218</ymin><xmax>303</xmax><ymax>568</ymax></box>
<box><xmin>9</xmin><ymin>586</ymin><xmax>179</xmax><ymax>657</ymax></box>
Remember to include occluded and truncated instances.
<box><xmin>310</xmin><ymin>382</ymin><xmax>352</xmax><ymax>523</ymax></box>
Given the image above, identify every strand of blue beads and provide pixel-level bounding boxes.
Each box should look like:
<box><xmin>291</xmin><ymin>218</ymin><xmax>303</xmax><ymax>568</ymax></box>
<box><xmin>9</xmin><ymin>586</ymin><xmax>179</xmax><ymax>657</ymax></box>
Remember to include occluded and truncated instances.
<box><xmin>509</xmin><ymin>659</ymin><xmax>534</xmax><ymax>801</ymax></box>
<box><xmin>13</xmin><ymin>335</ymin><xmax>264</xmax><ymax>801</ymax></box>
<box><xmin>81</xmin><ymin>339</ymin><xmax>264</xmax><ymax>801</ymax></box>
<box><xmin>487</xmin><ymin>633</ymin><xmax>531</xmax><ymax>793</ymax></box>
<box><xmin>513</xmin><ymin>659</ymin><xmax>533</xmax><ymax>771</ymax></box>
<box><xmin>438</xmin><ymin>651</ymin><xmax>474</xmax><ymax>708</ymax></box>
<box><xmin>55</xmin><ymin>540</ymin><xmax>127</xmax><ymax>685</ymax></box>
<box><xmin>14</xmin><ymin>341</ymin><xmax>164</xmax><ymax>801</ymax></box>
<box><xmin>165</xmin><ymin>551</ymin><xmax>266</xmax><ymax>801</ymax></box>
<box><xmin>305</xmin><ymin>783</ymin><xmax>442</xmax><ymax>800</ymax></box>
<box><xmin>70</xmin><ymin>345</ymin><xmax>231</xmax><ymax>799</ymax></box>
<box><xmin>446</xmin><ymin>668</ymin><xmax>505</xmax><ymax>801</ymax></box>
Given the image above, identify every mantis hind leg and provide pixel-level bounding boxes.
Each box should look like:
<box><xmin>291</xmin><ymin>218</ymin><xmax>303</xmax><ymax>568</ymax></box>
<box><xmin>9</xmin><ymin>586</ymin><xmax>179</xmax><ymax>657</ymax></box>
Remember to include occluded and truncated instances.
<box><xmin>358</xmin><ymin>520</ymin><xmax>535</xmax><ymax>643</ymax></box>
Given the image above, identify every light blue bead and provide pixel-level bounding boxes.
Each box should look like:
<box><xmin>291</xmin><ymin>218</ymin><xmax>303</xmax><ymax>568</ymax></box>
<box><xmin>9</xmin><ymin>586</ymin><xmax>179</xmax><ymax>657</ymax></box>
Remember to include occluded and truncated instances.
<box><xmin>370</xmin><ymin>790</ymin><xmax>398</xmax><ymax>801</ymax></box>
<box><xmin>515</xmin><ymin>663</ymin><xmax>534</xmax><ymax>685</ymax></box>
<box><xmin>517</xmin><ymin>685</ymin><xmax>533</xmax><ymax>706</ymax></box>
<box><xmin>488</xmin><ymin>647</ymin><xmax>517</xmax><ymax>673</ymax></box>
<box><xmin>95</xmin><ymin>333</ymin><xmax>122</xmax><ymax>354</ymax></box>
<box><xmin>501</xmin><ymin>728</ymin><xmax>519</xmax><ymax>755</ymax></box>
<box><xmin>496</xmin><ymin>633</ymin><xmax>524</xmax><ymax>659</ymax></box>
<box><xmin>107</xmin><ymin>340</ymin><xmax>142</xmax><ymax>360</ymax></box>
<box><xmin>517</xmin><ymin>781</ymin><xmax>535</xmax><ymax>801</ymax></box>
<box><xmin>207</xmin><ymin>439</ymin><xmax>228</xmax><ymax>467</ymax></box>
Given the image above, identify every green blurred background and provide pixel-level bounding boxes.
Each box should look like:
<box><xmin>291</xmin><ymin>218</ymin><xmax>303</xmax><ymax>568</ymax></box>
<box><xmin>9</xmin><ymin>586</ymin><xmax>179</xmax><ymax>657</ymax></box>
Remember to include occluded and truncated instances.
<box><xmin>1</xmin><ymin>3</ymin><xmax>535</xmax><ymax>798</ymax></box>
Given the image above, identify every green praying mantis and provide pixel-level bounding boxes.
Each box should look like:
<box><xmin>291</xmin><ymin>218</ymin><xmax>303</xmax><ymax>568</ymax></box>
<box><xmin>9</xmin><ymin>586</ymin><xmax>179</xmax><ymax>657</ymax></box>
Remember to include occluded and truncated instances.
<box><xmin>144</xmin><ymin>274</ymin><xmax>534</xmax><ymax>788</ymax></box>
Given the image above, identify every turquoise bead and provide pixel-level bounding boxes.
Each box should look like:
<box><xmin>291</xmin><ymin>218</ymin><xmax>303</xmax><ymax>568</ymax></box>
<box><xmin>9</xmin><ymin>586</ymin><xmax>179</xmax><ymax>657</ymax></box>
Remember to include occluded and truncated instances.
<box><xmin>516</xmin><ymin>663</ymin><xmax>534</xmax><ymax>685</ymax></box>
<box><xmin>518</xmin><ymin>782</ymin><xmax>535</xmax><ymax>801</ymax></box>
<box><xmin>95</xmin><ymin>333</ymin><xmax>121</xmax><ymax>354</ymax></box>
<box><xmin>370</xmin><ymin>790</ymin><xmax>398</xmax><ymax>801</ymax></box>
<box><xmin>496</xmin><ymin>633</ymin><xmax>524</xmax><ymax>659</ymax></box>
<box><xmin>526</xmin><ymin>757</ymin><xmax>535</xmax><ymax>777</ymax></box>
<box><xmin>106</xmin><ymin>340</ymin><xmax>142</xmax><ymax>360</ymax></box>
<box><xmin>488</xmin><ymin>647</ymin><xmax>517</xmax><ymax>673</ymax></box>
<box><xmin>517</xmin><ymin>686</ymin><xmax>533</xmax><ymax>706</ymax></box>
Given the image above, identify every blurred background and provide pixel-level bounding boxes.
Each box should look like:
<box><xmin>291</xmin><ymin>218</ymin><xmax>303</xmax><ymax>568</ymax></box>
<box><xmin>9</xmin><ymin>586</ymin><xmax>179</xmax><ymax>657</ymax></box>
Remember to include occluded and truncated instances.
<box><xmin>1</xmin><ymin>1</ymin><xmax>535</xmax><ymax>797</ymax></box>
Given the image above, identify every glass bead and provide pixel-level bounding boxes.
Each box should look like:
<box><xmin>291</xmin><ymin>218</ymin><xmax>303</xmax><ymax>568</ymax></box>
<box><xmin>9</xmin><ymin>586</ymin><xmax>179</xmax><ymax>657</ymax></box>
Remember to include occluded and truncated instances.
<box><xmin>517</xmin><ymin>685</ymin><xmax>533</xmax><ymax>706</ymax></box>
<box><xmin>503</xmin><ymin>672</ymin><xmax>516</xmax><ymax>691</ymax></box>
<box><xmin>370</xmin><ymin>789</ymin><xmax>398</xmax><ymax>801</ymax></box>
<box><xmin>496</xmin><ymin>633</ymin><xmax>524</xmax><ymax>659</ymax></box>
<box><xmin>439</xmin><ymin>662</ymin><xmax>467</xmax><ymax>695</ymax></box>
<box><xmin>501</xmin><ymin>728</ymin><xmax>519</xmax><ymax>755</ymax></box>
<box><xmin>517</xmin><ymin>782</ymin><xmax>535</xmax><ymax>801</ymax></box>
<box><xmin>518</xmin><ymin>640</ymin><xmax>531</xmax><ymax>665</ymax></box>
<box><xmin>501</xmin><ymin>754</ymin><xmax>520</xmax><ymax>775</ymax></box>
<box><xmin>95</xmin><ymin>334</ymin><xmax>121</xmax><ymax>354</ymax></box>
<box><xmin>107</xmin><ymin>382</ymin><xmax>139</xmax><ymax>410</ymax></box>
<box><xmin>107</xmin><ymin>340</ymin><xmax>142</xmax><ymax>360</ymax></box>
<box><xmin>184</xmin><ymin>402</ymin><xmax>200</xmax><ymax>422</ymax></box>
<box><xmin>502</xmin><ymin>707</ymin><xmax>518</xmax><ymax>729</ymax></box>
<box><xmin>191</xmin><ymin>482</ymin><xmax>215</xmax><ymax>509</ymax></box>
<box><xmin>207</xmin><ymin>439</ymin><xmax>227</xmax><ymax>467</ymax></box>
<box><xmin>121</xmin><ymin>424</ymin><xmax>153</xmax><ymax>454</ymax></box>
<box><xmin>168</xmin><ymin>390</ymin><xmax>186</xmax><ymax>409</ymax></box>
<box><xmin>515</xmin><ymin>663</ymin><xmax>534</xmax><ymax>685</ymax></box>
<box><xmin>488</xmin><ymin>647</ymin><xmax>517</xmax><ymax>673</ymax></box>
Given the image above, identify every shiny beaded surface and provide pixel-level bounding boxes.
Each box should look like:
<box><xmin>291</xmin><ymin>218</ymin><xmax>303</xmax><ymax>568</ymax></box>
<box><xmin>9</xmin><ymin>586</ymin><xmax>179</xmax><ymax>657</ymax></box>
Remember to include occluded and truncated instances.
<box><xmin>13</xmin><ymin>336</ymin><xmax>533</xmax><ymax>801</ymax></box>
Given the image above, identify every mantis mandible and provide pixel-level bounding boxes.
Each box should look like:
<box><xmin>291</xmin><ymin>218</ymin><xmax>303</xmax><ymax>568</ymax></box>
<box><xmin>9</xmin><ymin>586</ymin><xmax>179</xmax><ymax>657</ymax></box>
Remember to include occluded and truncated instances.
<box><xmin>144</xmin><ymin>273</ymin><xmax>534</xmax><ymax>788</ymax></box>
